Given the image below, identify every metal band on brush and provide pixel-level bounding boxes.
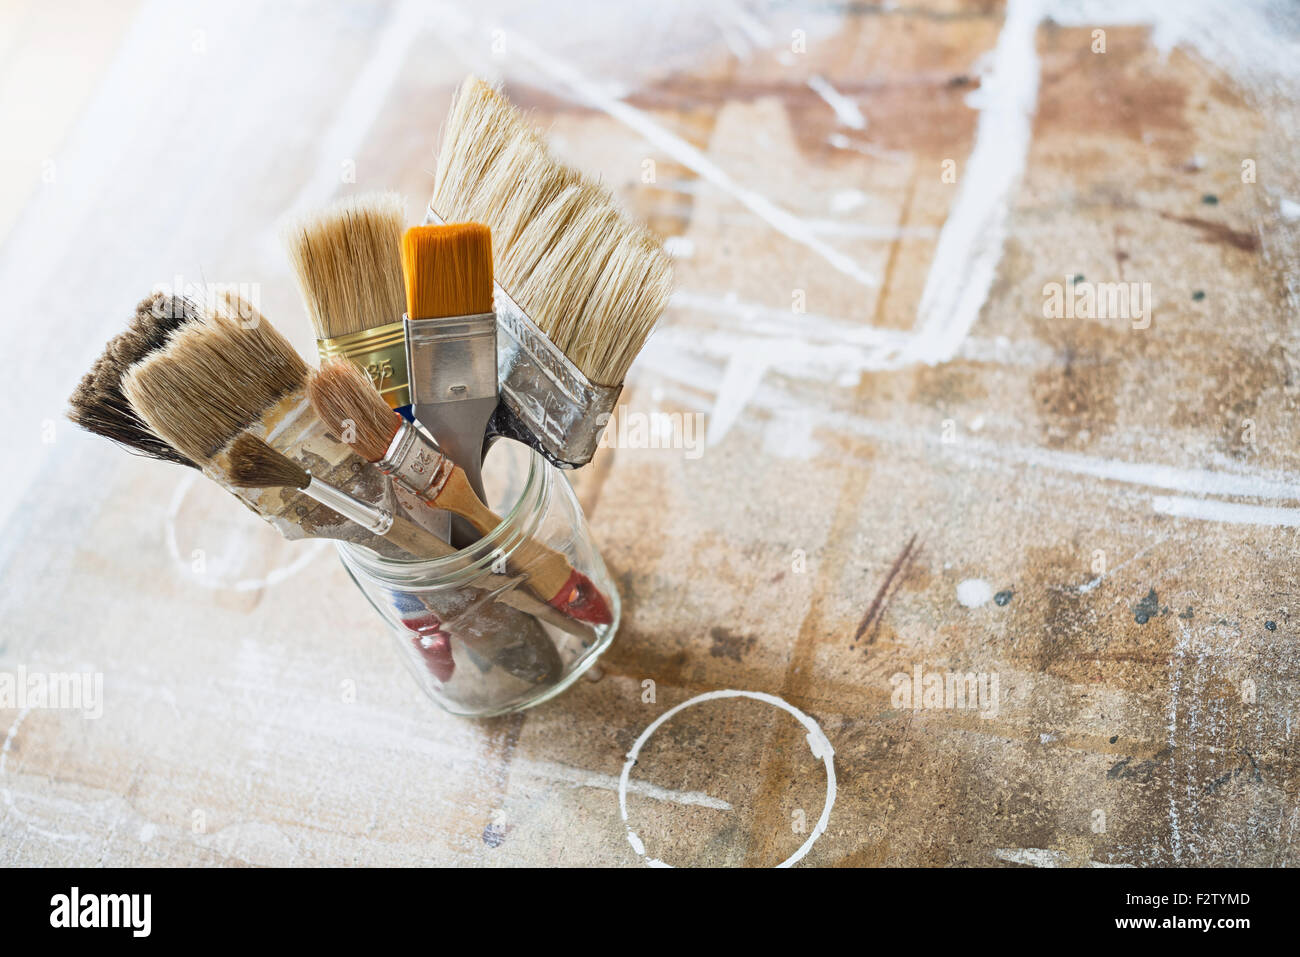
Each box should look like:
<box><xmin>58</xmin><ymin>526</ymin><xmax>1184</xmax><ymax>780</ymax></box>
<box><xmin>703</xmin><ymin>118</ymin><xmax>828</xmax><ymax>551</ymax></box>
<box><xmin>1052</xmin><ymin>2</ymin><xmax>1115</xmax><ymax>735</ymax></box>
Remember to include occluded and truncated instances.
<box><xmin>379</xmin><ymin>420</ymin><xmax>454</xmax><ymax>503</ymax></box>
<box><xmin>424</xmin><ymin>203</ymin><xmax>623</xmax><ymax>469</ymax></box>
<box><xmin>493</xmin><ymin>284</ymin><xmax>622</xmax><ymax>469</ymax></box>
<box><xmin>317</xmin><ymin>321</ymin><xmax>410</xmax><ymax>410</ymax></box>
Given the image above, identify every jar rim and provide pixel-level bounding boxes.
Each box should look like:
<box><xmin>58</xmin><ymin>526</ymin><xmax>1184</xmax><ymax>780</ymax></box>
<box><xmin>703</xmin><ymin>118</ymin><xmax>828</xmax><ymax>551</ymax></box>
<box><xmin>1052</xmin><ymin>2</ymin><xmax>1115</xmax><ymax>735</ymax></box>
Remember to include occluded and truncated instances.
<box><xmin>338</xmin><ymin>445</ymin><xmax>551</xmax><ymax>587</ymax></box>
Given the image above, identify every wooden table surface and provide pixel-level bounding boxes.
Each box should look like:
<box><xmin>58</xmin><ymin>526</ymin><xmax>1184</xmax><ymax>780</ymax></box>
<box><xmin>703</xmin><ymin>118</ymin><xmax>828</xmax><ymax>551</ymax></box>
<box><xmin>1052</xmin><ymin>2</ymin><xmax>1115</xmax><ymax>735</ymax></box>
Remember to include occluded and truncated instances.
<box><xmin>2</xmin><ymin>0</ymin><xmax>1298</xmax><ymax>867</ymax></box>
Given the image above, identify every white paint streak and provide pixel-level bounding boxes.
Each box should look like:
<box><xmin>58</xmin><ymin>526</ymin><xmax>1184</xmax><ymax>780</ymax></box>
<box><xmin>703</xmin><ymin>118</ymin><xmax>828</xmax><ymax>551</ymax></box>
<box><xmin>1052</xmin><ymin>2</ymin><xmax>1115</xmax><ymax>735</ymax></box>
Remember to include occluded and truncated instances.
<box><xmin>519</xmin><ymin>759</ymin><xmax>732</xmax><ymax>811</ymax></box>
<box><xmin>995</xmin><ymin>847</ymin><xmax>1134</xmax><ymax>867</ymax></box>
<box><xmin>907</xmin><ymin>0</ymin><xmax>1043</xmax><ymax>364</ymax></box>
<box><xmin>1152</xmin><ymin>496</ymin><xmax>1300</xmax><ymax>527</ymax></box>
<box><xmin>807</xmin><ymin>75</ymin><xmax>867</xmax><ymax>129</ymax></box>
<box><xmin>502</xmin><ymin>33</ymin><xmax>879</xmax><ymax>287</ymax></box>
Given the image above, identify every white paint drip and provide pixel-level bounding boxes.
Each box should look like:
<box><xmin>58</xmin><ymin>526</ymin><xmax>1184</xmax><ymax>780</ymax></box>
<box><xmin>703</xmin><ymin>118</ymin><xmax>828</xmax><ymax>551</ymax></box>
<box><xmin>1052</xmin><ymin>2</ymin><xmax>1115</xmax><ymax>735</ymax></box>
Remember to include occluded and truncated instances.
<box><xmin>907</xmin><ymin>0</ymin><xmax>1043</xmax><ymax>365</ymax></box>
<box><xmin>957</xmin><ymin>579</ymin><xmax>994</xmax><ymax>608</ymax></box>
<box><xmin>1153</xmin><ymin>496</ymin><xmax>1300</xmax><ymax>527</ymax></box>
<box><xmin>619</xmin><ymin>690</ymin><xmax>836</xmax><ymax>869</ymax></box>
<box><xmin>807</xmin><ymin>75</ymin><xmax>867</xmax><ymax>129</ymax></box>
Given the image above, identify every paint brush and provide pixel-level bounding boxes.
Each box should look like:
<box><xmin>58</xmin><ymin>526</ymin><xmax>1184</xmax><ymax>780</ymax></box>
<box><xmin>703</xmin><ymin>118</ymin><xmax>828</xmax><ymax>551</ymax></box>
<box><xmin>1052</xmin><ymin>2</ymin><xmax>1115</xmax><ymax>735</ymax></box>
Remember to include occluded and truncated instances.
<box><xmin>67</xmin><ymin>292</ymin><xmax>202</xmax><ymax>466</ymax></box>
<box><xmin>282</xmin><ymin>192</ymin><xmax>414</xmax><ymax>417</ymax></box>
<box><xmin>224</xmin><ymin>433</ymin><xmax>453</xmax><ymax>559</ymax></box>
<box><xmin>401</xmin><ymin>222</ymin><xmax>497</xmax><ymax>509</ymax></box>
<box><xmin>309</xmin><ymin>357</ymin><xmax>614</xmax><ymax>625</ymax></box>
<box><xmin>118</xmin><ymin>295</ymin><xmax>428</xmax><ymax>558</ymax></box>
<box><xmin>429</xmin><ymin>75</ymin><xmax>674</xmax><ymax>469</ymax></box>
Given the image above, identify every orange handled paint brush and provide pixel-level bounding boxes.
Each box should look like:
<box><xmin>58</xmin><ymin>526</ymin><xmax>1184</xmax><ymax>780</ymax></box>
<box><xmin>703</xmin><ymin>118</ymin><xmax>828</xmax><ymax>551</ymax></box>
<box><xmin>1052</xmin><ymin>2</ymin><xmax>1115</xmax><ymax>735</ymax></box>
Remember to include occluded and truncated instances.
<box><xmin>309</xmin><ymin>356</ymin><xmax>613</xmax><ymax>626</ymax></box>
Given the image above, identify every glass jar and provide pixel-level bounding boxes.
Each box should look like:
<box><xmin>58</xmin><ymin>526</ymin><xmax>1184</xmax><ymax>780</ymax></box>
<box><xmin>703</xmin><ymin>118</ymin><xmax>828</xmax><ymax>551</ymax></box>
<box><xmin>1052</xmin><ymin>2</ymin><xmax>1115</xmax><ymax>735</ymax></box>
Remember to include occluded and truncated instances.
<box><xmin>337</xmin><ymin>441</ymin><xmax>619</xmax><ymax>717</ymax></box>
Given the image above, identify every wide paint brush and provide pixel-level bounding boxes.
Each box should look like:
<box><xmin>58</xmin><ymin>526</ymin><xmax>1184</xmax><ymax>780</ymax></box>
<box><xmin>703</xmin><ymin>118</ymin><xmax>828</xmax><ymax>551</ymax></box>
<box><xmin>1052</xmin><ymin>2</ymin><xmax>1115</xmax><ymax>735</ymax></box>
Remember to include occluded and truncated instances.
<box><xmin>429</xmin><ymin>75</ymin><xmax>674</xmax><ymax>470</ymax></box>
<box><xmin>309</xmin><ymin>357</ymin><xmax>614</xmax><ymax>626</ymax></box>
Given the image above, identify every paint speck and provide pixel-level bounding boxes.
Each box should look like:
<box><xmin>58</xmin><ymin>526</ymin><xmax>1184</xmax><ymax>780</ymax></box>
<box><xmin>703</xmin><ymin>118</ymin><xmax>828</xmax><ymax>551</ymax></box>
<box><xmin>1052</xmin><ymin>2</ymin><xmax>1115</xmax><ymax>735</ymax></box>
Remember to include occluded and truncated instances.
<box><xmin>830</xmin><ymin>189</ymin><xmax>869</xmax><ymax>214</ymax></box>
<box><xmin>1134</xmin><ymin>588</ymin><xmax>1159</xmax><ymax>625</ymax></box>
<box><xmin>1265</xmin><ymin>620</ymin><xmax>1277</xmax><ymax>631</ymax></box>
<box><xmin>969</xmin><ymin>415</ymin><xmax>986</xmax><ymax>432</ymax></box>
<box><xmin>1070</xmin><ymin>273</ymin><xmax>1084</xmax><ymax>284</ymax></box>
<box><xmin>957</xmin><ymin>579</ymin><xmax>994</xmax><ymax>608</ymax></box>
<box><xmin>138</xmin><ymin>823</ymin><xmax>157</xmax><ymax>843</ymax></box>
<box><xmin>663</xmin><ymin>236</ymin><xmax>695</xmax><ymax>259</ymax></box>
<box><xmin>1281</xmin><ymin>198</ymin><xmax>1300</xmax><ymax>221</ymax></box>
<box><xmin>1109</xmin><ymin>735</ymin><xmax>1118</xmax><ymax>744</ymax></box>
<box><xmin>1179</xmin><ymin>606</ymin><xmax>1194</xmax><ymax>620</ymax></box>
<box><xmin>1192</xmin><ymin>290</ymin><xmax>1205</xmax><ymax>301</ymax></box>
<box><xmin>482</xmin><ymin>822</ymin><xmax>506</xmax><ymax>848</ymax></box>
<box><xmin>993</xmin><ymin>589</ymin><xmax>1014</xmax><ymax>606</ymax></box>
<box><xmin>1202</xmin><ymin>193</ymin><xmax>1219</xmax><ymax>205</ymax></box>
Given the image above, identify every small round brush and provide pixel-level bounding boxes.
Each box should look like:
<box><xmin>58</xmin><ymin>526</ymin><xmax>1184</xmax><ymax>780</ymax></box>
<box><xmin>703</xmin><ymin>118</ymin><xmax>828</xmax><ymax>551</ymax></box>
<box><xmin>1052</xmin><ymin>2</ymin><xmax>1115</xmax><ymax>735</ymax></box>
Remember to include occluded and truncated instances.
<box><xmin>224</xmin><ymin>433</ymin><xmax>451</xmax><ymax>560</ymax></box>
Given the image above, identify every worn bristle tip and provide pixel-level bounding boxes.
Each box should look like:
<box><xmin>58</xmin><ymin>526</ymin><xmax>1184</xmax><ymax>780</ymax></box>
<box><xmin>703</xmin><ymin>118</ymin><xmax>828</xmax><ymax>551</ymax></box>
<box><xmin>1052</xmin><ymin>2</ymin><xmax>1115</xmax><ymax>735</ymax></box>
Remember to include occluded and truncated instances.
<box><xmin>307</xmin><ymin>358</ymin><xmax>402</xmax><ymax>462</ymax></box>
<box><xmin>282</xmin><ymin>192</ymin><xmax>407</xmax><ymax>340</ymax></box>
<box><xmin>226</xmin><ymin>434</ymin><xmax>310</xmax><ymax>489</ymax></box>
<box><xmin>121</xmin><ymin>301</ymin><xmax>308</xmax><ymax>464</ymax></box>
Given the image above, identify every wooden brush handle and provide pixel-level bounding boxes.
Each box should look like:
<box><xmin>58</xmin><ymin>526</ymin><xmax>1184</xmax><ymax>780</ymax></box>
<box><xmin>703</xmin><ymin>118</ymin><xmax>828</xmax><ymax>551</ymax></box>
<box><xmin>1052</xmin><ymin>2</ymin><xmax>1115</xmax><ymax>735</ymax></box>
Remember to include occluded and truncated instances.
<box><xmin>384</xmin><ymin>511</ymin><xmax>590</xmax><ymax>639</ymax></box>
<box><xmin>434</xmin><ymin>468</ymin><xmax>577</xmax><ymax>602</ymax></box>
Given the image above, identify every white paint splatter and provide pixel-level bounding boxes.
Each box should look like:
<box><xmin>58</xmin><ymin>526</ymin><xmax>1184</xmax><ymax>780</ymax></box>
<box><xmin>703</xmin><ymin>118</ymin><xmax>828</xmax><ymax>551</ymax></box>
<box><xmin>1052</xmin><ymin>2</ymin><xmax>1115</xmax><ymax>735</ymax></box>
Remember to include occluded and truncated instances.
<box><xmin>957</xmin><ymin>579</ymin><xmax>994</xmax><ymax>608</ymax></box>
<box><xmin>807</xmin><ymin>75</ymin><xmax>867</xmax><ymax>129</ymax></box>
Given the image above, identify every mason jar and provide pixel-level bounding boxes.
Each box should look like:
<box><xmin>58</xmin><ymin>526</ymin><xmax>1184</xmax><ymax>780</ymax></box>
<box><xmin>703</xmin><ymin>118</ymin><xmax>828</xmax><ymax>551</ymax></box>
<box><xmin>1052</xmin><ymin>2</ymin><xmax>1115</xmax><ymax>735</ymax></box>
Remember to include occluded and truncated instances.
<box><xmin>336</xmin><ymin>442</ymin><xmax>618</xmax><ymax>716</ymax></box>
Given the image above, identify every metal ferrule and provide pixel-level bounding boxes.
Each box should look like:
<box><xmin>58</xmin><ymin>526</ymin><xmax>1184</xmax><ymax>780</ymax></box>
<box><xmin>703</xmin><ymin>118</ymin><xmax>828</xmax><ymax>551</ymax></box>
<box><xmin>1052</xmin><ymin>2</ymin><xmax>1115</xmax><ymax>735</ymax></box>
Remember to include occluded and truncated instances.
<box><xmin>404</xmin><ymin>310</ymin><xmax>498</xmax><ymax>408</ymax></box>
<box><xmin>317</xmin><ymin>321</ymin><xmax>410</xmax><ymax>410</ymax></box>
<box><xmin>424</xmin><ymin>203</ymin><xmax>622</xmax><ymax>468</ymax></box>
<box><xmin>493</xmin><ymin>284</ymin><xmax>622</xmax><ymax>469</ymax></box>
<box><xmin>377</xmin><ymin>419</ymin><xmax>455</xmax><ymax>504</ymax></box>
<box><xmin>300</xmin><ymin>476</ymin><xmax>394</xmax><ymax>536</ymax></box>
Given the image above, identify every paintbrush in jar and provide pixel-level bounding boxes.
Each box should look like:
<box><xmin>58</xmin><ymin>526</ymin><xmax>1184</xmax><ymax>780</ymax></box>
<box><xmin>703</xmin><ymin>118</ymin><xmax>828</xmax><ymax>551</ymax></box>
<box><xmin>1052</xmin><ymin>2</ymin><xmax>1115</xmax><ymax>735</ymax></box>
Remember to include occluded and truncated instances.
<box><xmin>429</xmin><ymin>75</ymin><xmax>674</xmax><ymax>470</ymax></box>
<box><xmin>282</xmin><ymin>192</ymin><xmax>414</xmax><ymax>418</ymax></box>
<box><xmin>308</xmin><ymin>356</ymin><xmax>614</xmax><ymax>625</ymax></box>
<box><xmin>224</xmin><ymin>433</ymin><xmax>450</xmax><ymax>559</ymax></box>
<box><xmin>67</xmin><ymin>292</ymin><xmax>203</xmax><ymax>466</ymax></box>
<box><xmin>118</xmin><ymin>294</ymin><xmax>423</xmax><ymax>558</ymax></box>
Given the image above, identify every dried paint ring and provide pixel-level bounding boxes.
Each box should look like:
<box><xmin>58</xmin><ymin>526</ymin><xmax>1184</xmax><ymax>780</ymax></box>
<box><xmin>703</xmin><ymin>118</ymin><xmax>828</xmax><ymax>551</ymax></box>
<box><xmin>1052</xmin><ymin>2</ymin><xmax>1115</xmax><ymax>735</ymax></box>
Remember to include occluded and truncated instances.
<box><xmin>618</xmin><ymin>689</ymin><xmax>836</xmax><ymax>868</ymax></box>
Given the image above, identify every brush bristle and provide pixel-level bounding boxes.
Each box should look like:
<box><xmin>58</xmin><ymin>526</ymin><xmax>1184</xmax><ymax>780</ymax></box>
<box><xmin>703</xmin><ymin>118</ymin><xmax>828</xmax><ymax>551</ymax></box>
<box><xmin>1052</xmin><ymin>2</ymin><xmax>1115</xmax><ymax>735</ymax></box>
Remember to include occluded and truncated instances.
<box><xmin>282</xmin><ymin>192</ymin><xmax>407</xmax><ymax>339</ymax></box>
<box><xmin>307</xmin><ymin>357</ymin><xmax>402</xmax><ymax>462</ymax></box>
<box><xmin>226</xmin><ymin>433</ymin><xmax>311</xmax><ymax>489</ymax></box>
<box><xmin>400</xmin><ymin>223</ymin><xmax>493</xmax><ymax>320</ymax></box>
<box><xmin>121</xmin><ymin>299</ymin><xmax>309</xmax><ymax>463</ymax></box>
<box><xmin>431</xmin><ymin>75</ymin><xmax>673</xmax><ymax>386</ymax></box>
<box><xmin>67</xmin><ymin>292</ymin><xmax>202</xmax><ymax>467</ymax></box>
